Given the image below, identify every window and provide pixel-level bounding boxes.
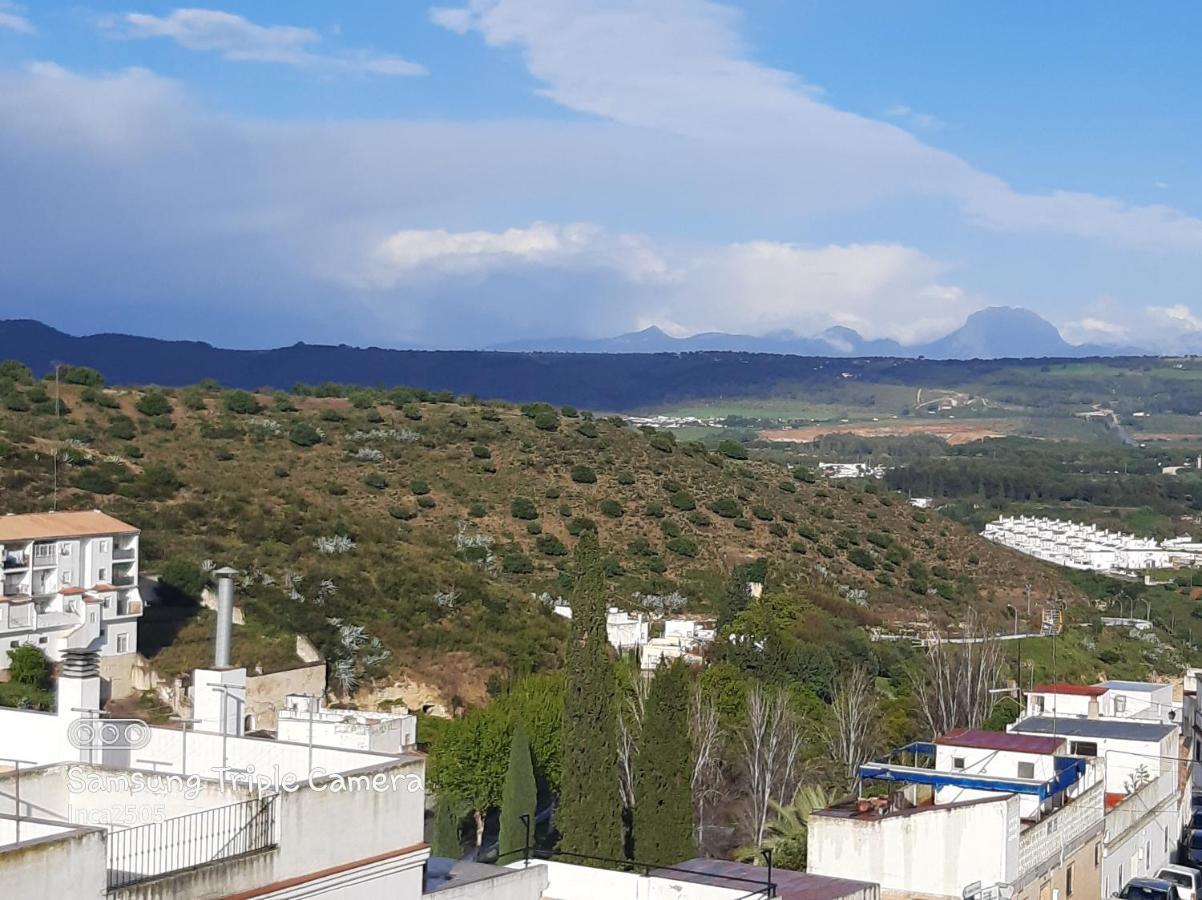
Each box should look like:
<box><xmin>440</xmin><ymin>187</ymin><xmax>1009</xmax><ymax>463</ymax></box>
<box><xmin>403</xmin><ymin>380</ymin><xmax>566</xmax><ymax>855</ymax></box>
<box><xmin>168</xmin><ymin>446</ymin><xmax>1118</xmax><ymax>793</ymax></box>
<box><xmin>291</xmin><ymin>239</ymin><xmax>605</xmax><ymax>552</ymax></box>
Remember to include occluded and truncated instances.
<box><xmin>1017</xmin><ymin>761</ymin><xmax>1036</xmax><ymax>779</ymax></box>
<box><xmin>953</xmin><ymin>756</ymin><xmax>965</xmax><ymax>769</ymax></box>
<box><xmin>1034</xmin><ymin>696</ymin><xmax>1045</xmax><ymax>713</ymax></box>
<box><xmin>61</xmin><ymin>570</ymin><xmax>72</xmax><ymax>585</ymax></box>
<box><xmin>116</xmin><ymin>633</ymin><xmax>129</xmax><ymax>653</ymax></box>
<box><xmin>59</xmin><ymin>543</ymin><xmax>70</xmax><ymax>556</ymax></box>
<box><xmin>1115</xmin><ymin>695</ymin><xmax>1127</xmax><ymax>713</ymax></box>
<box><xmin>99</xmin><ymin>540</ymin><xmax>109</xmax><ymax>553</ymax></box>
<box><xmin>1066</xmin><ymin>863</ymin><xmax>1074</xmax><ymax>897</ymax></box>
<box><xmin>1094</xmin><ymin>841</ymin><xmax>1102</xmax><ymax>867</ymax></box>
<box><xmin>1070</xmin><ymin>741</ymin><xmax>1098</xmax><ymax>757</ymax></box>
<box><xmin>98</xmin><ymin>568</ymin><xmax>107</xmax><ymax>583</ymax></box>
<box><xmin>33</xmin><ymin>543</ymin><xmax>53</xmax><ymax>559</ymax></box>
<box><xmin>37</xmin><ymin>636</ymin><xmax>46</xmax><ymax>645</ymax></box>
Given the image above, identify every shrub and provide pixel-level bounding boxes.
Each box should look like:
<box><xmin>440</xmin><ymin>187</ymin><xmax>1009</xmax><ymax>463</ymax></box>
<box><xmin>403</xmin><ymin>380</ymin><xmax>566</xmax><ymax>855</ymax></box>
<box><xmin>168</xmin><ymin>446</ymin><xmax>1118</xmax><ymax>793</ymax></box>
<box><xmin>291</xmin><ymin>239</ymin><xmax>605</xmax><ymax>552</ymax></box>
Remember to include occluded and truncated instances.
<box><xmin>733</xmin><ymin>518</ymin><xmax>752</xmax><ymax>530</ymax></box>
<box><xmin>502</xmin><ymin>552</ymin><xmax>534</xmax><ymax>574</ymax></box>
<box><xmin>536</xmin><ymin>534</ymin><xmax>568</xmax><ymax>557</ymax></box>
<box><xmin>570</xmin><ymin>465</ymin><xmax>597</xmax><ymax>484</ymax></box>
<box><xmin>660</xmin><ymin>520</ymin><xmax>682</xmax><ymax>538</ymax></box>
<box><xmin>468</xmin><ymin>501</ymin><xmax>487</xmax><ymax>518</ymax></box>
<box><xmin>599</xmin><ymin>499</ymin><xmax>624</xmax><ymax>518</ymax></box>
<box><xmin>0</xmin><ymin>360</ymin><xmax>33</xmax><ymax>383</ymax></box>
<box><xmin>532</xmin><ymin>410</ymin><xmax>559</xmax><ymax>431</ymax></box>
<box><xmin>778</xmin><ymin>480</ymin><xmax>797</xmax><ymax>494</ymax></box>
<box><xmin>769</xmin><ymin>523</ymin><xmax>788</xmax><ymax>537</ymax></box>
<box><xmin>848</xmin><ymin>548</ymin><xmax>876</xmax><ymax>571</ymax></box>
<box><xmin>709</xmin><ymin>498</ymin><xmax>741</xmax><ymax>518</ymax></box>
<box><xmin>644</xmin><ymin>502</ymin><xmax>665</xmax><ymax>518</ymax></box>
<box><xmin>649</xmin><ymin>432</ymin><xmax>675</xmax><ymax>453</ymax></box>
<box><xmin>717</xmin><ymin>439</ymin><xmax>748</xmax><ymax>460</ymax></box>
<box><xmin>665</xmin><ymin>537</ymin><xmax>698</xmax><ymax>558</ymax></box>
<box><xmin>525</xmin><ymin>521</ymin><xmax>542</xmax><ymax>535</ymax></box>
<box><xmin>751</xmin><ymin>505</ymin><xmax>773</xmax><ymax>521</ymax></box>
<box><xmin>402</xmin><ymin>403</ymin><xmax>423</xmax><ymax>421</ymax></box>
<box><xmin>792</xmin><ymin>465</ymin><xmax>816</xmax><ymax>483</ymax></box>
<box><xmin>472</xmin><ymin>444</ymin><xmax>492</xmax><ymax>459</ymax></box>
<box><xmin>510</xmin><ymin>497</ymin><xmax>539</xmax><ymax>520</ymax></box>
<box><xmin>647</xmin><ymin>556</ymin><xmax>667</xmax><ymax>574</ymax></box>
<box><xmin>417</xmin><ymin>495</ymin><xmax>437</xmax><ymax>509</ymax></box>
<box><xmin>107</xmin><ymin>416</ymin><xmax>136</xmax><ymax>441</ymax></box>
<box><xmin>289</xmin><ymin>423</ymin><xmax>323</xmax><ymax>447</ymax></box>
<box><xmin>616</xmin><ymin>471</ymin><xmax>635</xmax><ymax>486</ymax></box>
<box><xmin>74</xmin><ymin>469</ymin><xmax>116</xmax><ymax>494</ymax></box>
<box><xmin>560</xmin><ymin>405</ymin><xmax>579</xmax><ymax>418</ymax></box>
<box><xmin>135</xmin><ymin>392</ymin><xmax>172</xmax><ymax>417</ymax></box>
<box><xmin>576</xmin><ymin>421</ymin><xmax>599</xmax><ymax>439</ymax></box>
<box><xmin>389</xmin><ymin>505</ymin><xmax>417</xmax><ymax>521</ymax></box>
<box><xmin>797</xmin><ymin>523</ymin><xmax>819</xmax><ymax>542</ymax></box>
<box><xmin>8</xmin><ymin>645</ymin><xmax>50</xmax><ymax>688</ymax></box>
<box><xmin>410</xmin><ymin>479</ymin><xmax>431</xmax><ymax>496</ymax></box>
<box><xmin>223</xmin><ymin>390</ymin><xmax>261</xmax><ymax>415</ymax></box>
<box><xmin>363</xmin><ymin>473</ymin><xmax>388</xmax><ymax>490</ymax></box>
<box><xmin>686</xmin><ymin>511</ymin><xmax>710</xmax><ymax>527</ymax></box>
<box><xmin>670</xmin><ymin>491</ymin><xmax>696</xmax><ymax>511</ymax></box>
<box><xmin>567</xmin><ymin>517</ymin><xmax>597</xmax><ymax>535</ymax></box>
<box><xmin>62</xmin><ymin>366</ymin><xmax>104</xmax><ymax>387</ymax></box>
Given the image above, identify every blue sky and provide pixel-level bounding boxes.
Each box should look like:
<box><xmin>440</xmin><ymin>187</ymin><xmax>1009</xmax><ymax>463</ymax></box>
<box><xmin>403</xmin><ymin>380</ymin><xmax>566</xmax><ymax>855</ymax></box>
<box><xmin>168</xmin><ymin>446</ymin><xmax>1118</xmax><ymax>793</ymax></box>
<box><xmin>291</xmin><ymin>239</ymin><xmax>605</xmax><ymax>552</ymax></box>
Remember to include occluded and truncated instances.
<box><xmin>1</xmin><ymin>1</ymin><xmax>1200</xmax><ymax>350</ymax></box>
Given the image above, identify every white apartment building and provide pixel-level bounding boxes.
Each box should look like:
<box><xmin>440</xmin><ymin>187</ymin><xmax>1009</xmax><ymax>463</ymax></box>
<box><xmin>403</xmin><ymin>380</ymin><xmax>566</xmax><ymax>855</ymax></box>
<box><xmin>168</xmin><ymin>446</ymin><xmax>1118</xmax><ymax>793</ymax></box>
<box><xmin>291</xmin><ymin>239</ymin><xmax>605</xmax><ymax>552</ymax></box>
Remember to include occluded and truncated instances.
<box><xmin>982</xmin><ymin>515</ymin><xmax>1185</xmax><ymax>572</ymax></box>
<box><xmin>809</xmin><ymin>729</ymin><xmax>1105</xmax><ymax>900</ymax></box>
<box><xmin>1025</xmin><ymin>681</ymin><xmax>1179</xmax><ymax>725</ymax></box>
<box><xmin>0</xmin><ymin>510</ymin><xmax>142</xmax><ymax>672</ymax></box>
<box><xmin>277</xmin><ymin>692</ymin><xmax>417</xmax><ymax>753</ymax></box>
<box><xmin>605</xmin><ymin>609</ymin><xmax>648</xmax><ymax>651</ymax></box>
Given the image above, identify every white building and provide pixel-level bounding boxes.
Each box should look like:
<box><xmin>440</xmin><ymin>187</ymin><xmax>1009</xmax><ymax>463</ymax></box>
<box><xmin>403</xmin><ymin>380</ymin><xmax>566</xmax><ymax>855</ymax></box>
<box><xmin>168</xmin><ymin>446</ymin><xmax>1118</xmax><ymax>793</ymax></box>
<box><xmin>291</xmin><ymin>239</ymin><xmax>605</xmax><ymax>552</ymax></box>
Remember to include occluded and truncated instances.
<box><xmin>605</xmin><ymin>609</ymin><xmax>648</xmax><ymax>651</ymax></box>
<box><xmin>982</xmin><ymin>515</ymin><xmax>1186</xmax><ymax>572</ymax></box>
<box><xmin>809</xmin><ymin>729</ymin><xmax>1104</xmax><ymax>900</ymax></box>
<box><xmin>818</xmin><ymin>462</ymin><xmax>886</xmax><ymax>480</ymax></box>
<box><xmin>277</xmin><ymin>692</ymin><xmax>417</xmax><ymax>753</ymax></box>
<box><xmin>0</xmin><ymin>510</ymin><xmax>142</xmax><ymax>673</ymax></box>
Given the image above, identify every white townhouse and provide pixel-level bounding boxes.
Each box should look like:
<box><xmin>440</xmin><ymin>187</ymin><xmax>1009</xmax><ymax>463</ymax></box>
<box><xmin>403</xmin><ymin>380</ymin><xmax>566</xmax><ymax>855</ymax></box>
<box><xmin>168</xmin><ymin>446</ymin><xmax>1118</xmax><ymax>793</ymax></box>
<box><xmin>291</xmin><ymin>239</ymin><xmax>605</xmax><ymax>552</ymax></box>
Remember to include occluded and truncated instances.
<box><xmin>0</xmin><ymin>510</ymin><xmax>142</xmax><ymax>674</ymax></box>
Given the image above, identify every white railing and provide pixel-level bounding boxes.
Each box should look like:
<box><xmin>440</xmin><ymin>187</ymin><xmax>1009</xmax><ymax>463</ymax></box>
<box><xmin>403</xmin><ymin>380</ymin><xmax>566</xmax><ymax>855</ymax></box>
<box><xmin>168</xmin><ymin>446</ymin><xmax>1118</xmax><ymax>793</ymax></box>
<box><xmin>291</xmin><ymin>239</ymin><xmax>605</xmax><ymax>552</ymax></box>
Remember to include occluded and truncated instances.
<box><xmin>1017</xmin><ymin>781</ymin><xmax>1104</xmax><ymax>880</ymax></box>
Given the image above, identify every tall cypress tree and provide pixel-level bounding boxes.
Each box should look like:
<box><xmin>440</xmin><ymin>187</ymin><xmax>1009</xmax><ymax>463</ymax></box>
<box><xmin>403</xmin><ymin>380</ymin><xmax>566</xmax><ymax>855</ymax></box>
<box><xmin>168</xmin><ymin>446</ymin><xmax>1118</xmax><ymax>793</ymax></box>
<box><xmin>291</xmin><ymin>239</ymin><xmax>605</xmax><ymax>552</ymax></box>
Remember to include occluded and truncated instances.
<box><xmin>633</xmin><ymin>659</ymin><xmax>696</xmax><ymax>865</ymax></box>
<box><xmin>499</xmin><ymin>723</ymin><xmax>537</xmax><ymax>862</ymax></box>
<box><xmin>432</xmin><ymin>795</ymin><xmax>463</xmax><ymax>858</ymax></box>
<box><xmin>556</xmin><ymin>530</ymin><xmax>624</xmax><ymax>860</ymax></box>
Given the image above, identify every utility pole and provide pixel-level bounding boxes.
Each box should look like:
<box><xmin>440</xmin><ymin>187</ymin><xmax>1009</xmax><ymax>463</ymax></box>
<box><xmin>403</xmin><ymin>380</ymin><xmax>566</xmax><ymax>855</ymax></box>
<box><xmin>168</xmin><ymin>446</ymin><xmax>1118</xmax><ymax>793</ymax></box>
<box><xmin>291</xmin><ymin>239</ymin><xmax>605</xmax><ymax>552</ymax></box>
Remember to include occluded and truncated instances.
<box><xmin>52</xmin><ymin>362</ymin><xmax>62</xmax><ymax>511</ymax></box>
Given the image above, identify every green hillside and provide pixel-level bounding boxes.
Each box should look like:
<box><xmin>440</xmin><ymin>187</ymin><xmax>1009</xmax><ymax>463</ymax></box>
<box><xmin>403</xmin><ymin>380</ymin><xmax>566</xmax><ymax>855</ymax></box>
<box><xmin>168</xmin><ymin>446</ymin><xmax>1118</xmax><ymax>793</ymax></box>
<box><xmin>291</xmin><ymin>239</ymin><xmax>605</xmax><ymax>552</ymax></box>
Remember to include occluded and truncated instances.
<box><xmin>0</xmin><ymin>363</ymin><xmax>1104</xmax><ymax>705</ymax></box>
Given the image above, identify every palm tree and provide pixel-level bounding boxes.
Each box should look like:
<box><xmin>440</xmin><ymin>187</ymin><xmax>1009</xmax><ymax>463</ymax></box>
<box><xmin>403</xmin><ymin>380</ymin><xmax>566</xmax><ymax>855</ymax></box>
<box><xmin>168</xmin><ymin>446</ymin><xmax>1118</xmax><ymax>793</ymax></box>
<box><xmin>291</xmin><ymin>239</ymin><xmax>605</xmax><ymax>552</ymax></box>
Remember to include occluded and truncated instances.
<box><xmin>735</xmin><ymin>784</ymin><xmax>833</xmax><ymax>871</ymax></box>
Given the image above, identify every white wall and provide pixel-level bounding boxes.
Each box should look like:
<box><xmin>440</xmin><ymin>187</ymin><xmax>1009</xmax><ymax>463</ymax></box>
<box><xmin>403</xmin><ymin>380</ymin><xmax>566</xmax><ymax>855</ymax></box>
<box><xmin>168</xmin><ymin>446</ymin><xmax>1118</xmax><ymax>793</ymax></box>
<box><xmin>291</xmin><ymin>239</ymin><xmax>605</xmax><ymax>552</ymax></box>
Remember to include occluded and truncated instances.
<box><xmin>932</xmin><ymin>745</ymin><xmax>1055</xmax><ymax>819</ymax></box>
<box><xmin>1102</xmin><ymin>772</ymin><xmax>1180</xmax><ymax>898</ymax></box>
<box><xmin>808</xmin><ymin>795</ymin><xmax>1019</xmax><ymax>898</ymax></box>
<box><xmin>0</xmin><ymin>823</ymin><xmax>107</xmax><ymax>898</ymax></box>
<box><xmin>518</xmin><ymin>860</ymin><xmax>749</xmax><ymax>900</ymax></box>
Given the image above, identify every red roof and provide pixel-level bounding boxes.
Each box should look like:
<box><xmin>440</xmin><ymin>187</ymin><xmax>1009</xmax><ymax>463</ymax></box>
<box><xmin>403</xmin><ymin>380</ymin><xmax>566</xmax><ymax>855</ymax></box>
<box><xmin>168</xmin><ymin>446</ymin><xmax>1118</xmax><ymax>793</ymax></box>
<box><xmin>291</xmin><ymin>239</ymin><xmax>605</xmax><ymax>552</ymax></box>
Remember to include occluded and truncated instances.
<box><xmin>935</xmin><ymin>728</ymin><xmax>1064</xmax><ymax>755</ymax></box>
<box><xmin>1030</xmin><ymin>683</ymin><xmax>1107</xmax><ymax>697</ymax></box>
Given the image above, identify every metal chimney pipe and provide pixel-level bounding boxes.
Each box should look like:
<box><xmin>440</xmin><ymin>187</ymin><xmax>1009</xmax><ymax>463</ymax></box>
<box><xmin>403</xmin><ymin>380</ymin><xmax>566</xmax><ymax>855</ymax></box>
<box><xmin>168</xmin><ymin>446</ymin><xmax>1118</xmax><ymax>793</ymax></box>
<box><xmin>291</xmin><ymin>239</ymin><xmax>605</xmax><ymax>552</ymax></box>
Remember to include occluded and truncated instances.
<box><xmin>213</xmin><ymin>567</ymin><xmax>238</xmax><ymax>668</ymax></box>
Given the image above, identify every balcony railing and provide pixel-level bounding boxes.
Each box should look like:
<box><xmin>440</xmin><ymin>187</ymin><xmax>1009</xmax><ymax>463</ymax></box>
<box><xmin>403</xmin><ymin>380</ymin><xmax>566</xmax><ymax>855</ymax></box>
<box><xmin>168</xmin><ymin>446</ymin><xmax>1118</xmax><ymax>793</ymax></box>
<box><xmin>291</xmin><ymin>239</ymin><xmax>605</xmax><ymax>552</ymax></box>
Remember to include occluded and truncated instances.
<box><xmin>106</xmin><ymin>795</ymin><xmax>277</xmax><ymax>890</ymax></box>
<box><xmin>2</xmin><ymin>556</ymin><xmax>28</xmax><ymax>570</ymax></box>
<box><xmin>112</xmin><ymin>548</ymin><xmax>136</xmax><ymax>562</ymax></box>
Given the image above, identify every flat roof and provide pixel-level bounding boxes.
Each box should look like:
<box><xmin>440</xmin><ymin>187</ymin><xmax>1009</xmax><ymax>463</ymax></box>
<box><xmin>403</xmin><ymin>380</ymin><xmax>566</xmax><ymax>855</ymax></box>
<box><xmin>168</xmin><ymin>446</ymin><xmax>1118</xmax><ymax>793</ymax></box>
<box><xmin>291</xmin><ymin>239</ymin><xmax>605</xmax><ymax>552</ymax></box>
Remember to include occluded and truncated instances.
<box><xmin>1031</xmin><ymin>683</ymin><xmax>1107</xmax><ymax>697</ymax></box>
<box><xmin>1099</xmin><ymin>680</ymin><xmax>1165</xmax><ymax>693</ymax></box>
<box><xmin>1013</xmin><ymin>716</ymin><xmax>1176</xmax><ymax>742</ymax></box>
<box><xmin>935</xmin><ymin>728</ymin><xmax>1064</xmax><ymax>755</ymax></box>
<box><xmin>0</xmin><ymin>510</ymin><xmax>138</xmax><ymax>542</ymax></box>
<box><xmin>654</xmin><ymin>858</ymin><xmax>878</xmax><ymax>900</ymax></box>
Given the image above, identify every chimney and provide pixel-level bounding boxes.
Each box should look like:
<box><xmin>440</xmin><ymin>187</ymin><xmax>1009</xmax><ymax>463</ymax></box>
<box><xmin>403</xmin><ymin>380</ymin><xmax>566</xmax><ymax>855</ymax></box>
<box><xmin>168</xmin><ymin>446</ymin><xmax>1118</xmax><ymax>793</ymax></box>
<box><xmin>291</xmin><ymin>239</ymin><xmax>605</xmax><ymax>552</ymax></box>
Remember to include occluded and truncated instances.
<box><xmin>1087</xmin><ymin>697</ymin><xmax>1100</xmax><ymax>719</ymax></box>
<box><xmin>213</xmin><ymin>566</ymin><xmax>238</xmax><ymax>668</ymax></box>
<box><xmin>57</xmin><ymin>649</ymin><xmax>101</xmax><ymax>718</ymax></box>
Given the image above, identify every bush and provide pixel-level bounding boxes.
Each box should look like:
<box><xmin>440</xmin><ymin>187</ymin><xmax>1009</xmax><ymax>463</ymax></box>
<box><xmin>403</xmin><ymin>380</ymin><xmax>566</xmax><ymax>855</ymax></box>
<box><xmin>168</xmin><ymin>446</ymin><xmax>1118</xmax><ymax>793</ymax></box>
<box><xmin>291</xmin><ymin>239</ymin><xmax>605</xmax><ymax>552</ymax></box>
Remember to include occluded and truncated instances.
<box><xmin>752</xmin><ymin>505</ymin><xmax>774</xmax><ymax>521</ymax></box>
<box><xmin>616</xmin><ymin>471</ymin><xmax>635</xmax><ymax>486</ymax></box>
<box><xmin>666</xmin><ymin>537</ymin><xmax>698</xmax><ymax>558</ymax></box>
<box><xmin>644</xmin><ymin>502</ymin><xmax>665</xmax><ymax>518</ymax></box>
<box><xmin>410</xmin><ymin>479</ymin><xmax>431</xmax><ymax>496</ymax></box>
<box><xmin>525</xmin><ymin>521</ymin><xmax>542</xmax><ymax>535</ymax></box>
<box><xmin>510</xmin><ymin>497</ymin><xmax>539</xmax><ymax>520</ymax></box>
<box><xmin>778</xmin><ymin>480</ymin><xmax>797</xmax><ymax>494</ymax></box>
<box><xmin>848</xmin><ymin>548</ymin><xmax>876</xmax><ymax>571</ymax></box>
<box><xmin>733</xmin><ymin>517</ymin><xmax>752</xmax><ymax>530</ymax></box>
<box><xmin>107</xmin><ymin>416</ymin><xmax>136</xmax><ymax>441</ymax></box>
<box><xmin>472</xmin><ymin>444</ymin><xmax>492</xmax><ymax>459</ymax></box>
<box><xmin>536</xmin><ymin>534</ymin><xmax>568</xmax><ymax>556</ymax></box>
<box><xmin>709</xmin><ymin>498</ymin><xmax>741</xmax><ymax>518</ymax></box>
<box><xmin>717</xmin><ymin>439</ymin><xmax>748</xmax><ymax>460</ymax></box>
<box><xmin>502</xmin><ymin>551</ymin><xmax>534</xmax><ymax>574</ymax></box>
<box><xmin>468</xmin><ymin>501</ymin><xmax>487</xmax><ymax>518</ymax></box>
<box><xmin>533</xmin><ymin>410</ymin><xmax>559</xmax><ymax>431</ymax></box>
<box><xmin>8</xmin><ymin>645</ymin><xmax>50</xmax><ymax>688</ymax></box>
<box><xmin>327</xmin><ymin>482</ymin><xmax>348</xmax><ymax>496</ymax></box>
<box><xmin>223</xmin><ymin>390</ymin><xmax>262</xmax><ymax>415</ymax></box>
<box><xmin>417</xmin><ymin>495</ymin><xmax>437</xmax><ymax>509</ymax></box>
<box><xmin>289</xmin><ymin>423</ymin><xmax>323</xmax><ymax>447</ymax></box>
<box><xmin>389</xmin><ymin>505</ymin><xmax>417</xmax><ymax>521</ymax></box>
<box><xmin>74</xmin><ymin>469</ymin><xmax>116</xmax><ymax>494</ymax></box>
<box><xmin>599</xmin><ymin>499</ymin><xmax>624</xmax><ymax>518</ymax></box>
<box><xmin>363</xmin><ymin>473</ymin><xmax>388</xmax><ymax>490</ymax></box>
<box><xmin>402</xmin><ymin>403</ymin><xmax>423</xmax><ymax>421</ymax></box>
<box><xmin>62</xmin><ymin>366</ymin><xmax>104</xmax><ymax>387</ymax></box>
<box><xmin>649</xmin><ymin>432</ymin><xmax>675</xmax><ymax>453</ymax></box>
<box><xmin>570</xmin><ymin>465</ymin><xmax>597</xmax><ymax>484</ymax></box>
<box><xmin>576</xmin><ymin>421</ymin><xmax>599</xmax><ymax>439</ymax></box>
<box><xmin>670</xmin><ymin>491</ymin><xmax>696</xmax><ymax>511</ymax></box>
<box><xmin>274</xmin><ymin>466</ymin><xmax>290</xmax><ymax>478</ymax></box>
<box><xmin>135</xmin><ymin>392</ymin><xmax>172</xmax><ymax>417</ymax></box>
<box><xmin>0</xmin><ymin>360</ymin><xmax>32</xmax><ymax>383</ymax></box>
<box><xmin>567</xmin><ymin>517</ymin><xmax>597</xmax><ymax>535</ymax></box>
<box><xmin>560</xmin><ymin>405</ymin><xmax>579</xmax><ymax>418</ymax></box>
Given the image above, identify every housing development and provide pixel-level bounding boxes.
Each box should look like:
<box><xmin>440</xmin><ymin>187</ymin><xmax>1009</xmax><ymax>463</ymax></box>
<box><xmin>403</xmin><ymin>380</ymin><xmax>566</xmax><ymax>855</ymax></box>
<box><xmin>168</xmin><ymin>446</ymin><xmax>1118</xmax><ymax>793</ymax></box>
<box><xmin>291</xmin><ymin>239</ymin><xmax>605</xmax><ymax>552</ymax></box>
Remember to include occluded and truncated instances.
<box><xmin>982</xmin><ymin>515</ymin><xmax>1202</xmax><ymax>573</ymax></box>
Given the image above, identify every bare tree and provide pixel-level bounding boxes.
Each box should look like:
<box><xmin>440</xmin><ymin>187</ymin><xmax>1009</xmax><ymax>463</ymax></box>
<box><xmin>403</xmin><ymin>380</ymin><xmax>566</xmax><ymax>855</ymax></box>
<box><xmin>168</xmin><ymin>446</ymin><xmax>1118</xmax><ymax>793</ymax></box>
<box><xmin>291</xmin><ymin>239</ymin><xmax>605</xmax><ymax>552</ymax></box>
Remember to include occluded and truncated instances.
<box><xmin>913</xmin><ymin>613</ymin><xmax>1003</xmax><ymax>737</ymax></box>
<box><xmin>616</xmin><ymin>669</ymin><xmax>648</xmax><ymax>813</ymax></box>
<box><xmin>826</xmin><ymin>664</ymin><xmax>880</xmax><ymax>791</ymax></box>
<box><xmin>690</xmin><ymin>684</ymin><xmax>724</xmax><ymax>851</ymax></box>
<box><xmin>739</xmin><ymin>684</ymin><xmax>803</xmax><ymax>846</ymax></box>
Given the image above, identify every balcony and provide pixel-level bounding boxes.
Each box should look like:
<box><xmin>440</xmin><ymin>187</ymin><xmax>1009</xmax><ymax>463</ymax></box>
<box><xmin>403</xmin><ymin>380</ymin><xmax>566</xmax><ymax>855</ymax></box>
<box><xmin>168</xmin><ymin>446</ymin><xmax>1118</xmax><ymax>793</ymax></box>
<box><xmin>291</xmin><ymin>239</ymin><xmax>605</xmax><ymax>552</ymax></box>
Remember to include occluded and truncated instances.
<box><xmin>2</xmin><ymin>555</ymin><xmax>28</xmax><ymax>570</ymax></box>
<box><xmin>112</xmin><ymin>548</ymin><xmax>135</xmax><ymax>562</ymax></box>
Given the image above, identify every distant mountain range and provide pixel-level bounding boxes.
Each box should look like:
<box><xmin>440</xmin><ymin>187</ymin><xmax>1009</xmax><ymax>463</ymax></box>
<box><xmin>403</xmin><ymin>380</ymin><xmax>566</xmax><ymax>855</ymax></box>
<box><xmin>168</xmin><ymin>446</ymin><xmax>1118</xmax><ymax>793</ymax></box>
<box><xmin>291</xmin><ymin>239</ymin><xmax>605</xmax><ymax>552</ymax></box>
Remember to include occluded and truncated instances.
<box><xmin>0</xmin><ymin>313</ymin><xmax>1149</xmax><ymax>410</ymax></box>
<box><xmin>490</xmin><ymin>307</ymin><xmax>1143</xmax><ymax>358</ymax></box>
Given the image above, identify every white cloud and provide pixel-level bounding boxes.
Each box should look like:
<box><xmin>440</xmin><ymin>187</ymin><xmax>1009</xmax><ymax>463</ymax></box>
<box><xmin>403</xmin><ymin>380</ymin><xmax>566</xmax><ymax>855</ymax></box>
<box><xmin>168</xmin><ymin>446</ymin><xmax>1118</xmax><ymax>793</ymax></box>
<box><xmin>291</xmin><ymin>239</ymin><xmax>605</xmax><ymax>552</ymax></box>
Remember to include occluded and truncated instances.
<box><xmin>433</xmin><ymin>0</ymin><xmax>1202</xmax><ymax>254</ymax></box>
<box><xmin>884</xmin><ymin>104</ymin><xmax>945</xmax><ymax>131</ymax></box>
<box><xmin>0</xmin><ymin>1</ymin><xmax>33</xmax><ymax>34</ymax></box>
<box><xmin>110</xmin><ymin>8</ymin><xmax>425</xmax><ymax>76</ymax></box>
<box><xmin>1059</xmin><ymin>317</ymin><xmax>1129</xmax><ymax>345</ymax></box>
<box><xmin>1148</xmin><ymin>304</ymin><xmax>1202</xmax><ymax>332</ymax></box>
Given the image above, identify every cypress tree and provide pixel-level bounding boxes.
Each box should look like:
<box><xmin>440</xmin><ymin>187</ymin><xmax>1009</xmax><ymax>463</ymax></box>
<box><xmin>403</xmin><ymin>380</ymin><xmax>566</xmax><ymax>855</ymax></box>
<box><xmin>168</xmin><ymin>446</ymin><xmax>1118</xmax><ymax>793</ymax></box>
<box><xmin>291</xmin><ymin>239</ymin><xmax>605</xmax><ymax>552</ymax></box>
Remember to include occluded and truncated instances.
<box><xmin>556</xmin><ymin>530</ymin><xmax>624</xmax><ymax>860</ymax></box>
<box><xmin>633</xmin><ymin>660</ymin><xmax>696</xmax><ymax>865</ymax></box>
<box><xmin>498</xmin><ymin>723</ymin><xmax>537</xmax><ymax>862</ymax></box>
<box><xmin>432</xmin><ymin>795</ymin><xmax>463</xmax><ymax>858</ymax></box>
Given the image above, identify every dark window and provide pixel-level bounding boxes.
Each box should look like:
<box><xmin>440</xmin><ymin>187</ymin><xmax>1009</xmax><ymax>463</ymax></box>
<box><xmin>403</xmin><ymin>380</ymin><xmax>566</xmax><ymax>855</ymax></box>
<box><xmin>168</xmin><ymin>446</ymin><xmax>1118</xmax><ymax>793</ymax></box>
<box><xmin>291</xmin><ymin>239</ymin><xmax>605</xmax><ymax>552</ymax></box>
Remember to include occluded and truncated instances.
<box><xmin>1070</xmin><ymin>740</ymin><xmax>1099</xmax><ymax>757</ymax></box>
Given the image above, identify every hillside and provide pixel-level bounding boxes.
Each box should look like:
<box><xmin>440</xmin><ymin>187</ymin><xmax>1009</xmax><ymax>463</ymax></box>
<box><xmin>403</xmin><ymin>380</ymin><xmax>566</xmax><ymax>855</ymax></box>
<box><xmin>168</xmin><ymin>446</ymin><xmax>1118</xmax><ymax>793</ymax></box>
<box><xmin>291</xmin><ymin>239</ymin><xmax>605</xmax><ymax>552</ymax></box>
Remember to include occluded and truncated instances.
<box><xmin>0</xmin><ymin>366</ymin><xmax>1093</xmax><ymax>706</ymax></box>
